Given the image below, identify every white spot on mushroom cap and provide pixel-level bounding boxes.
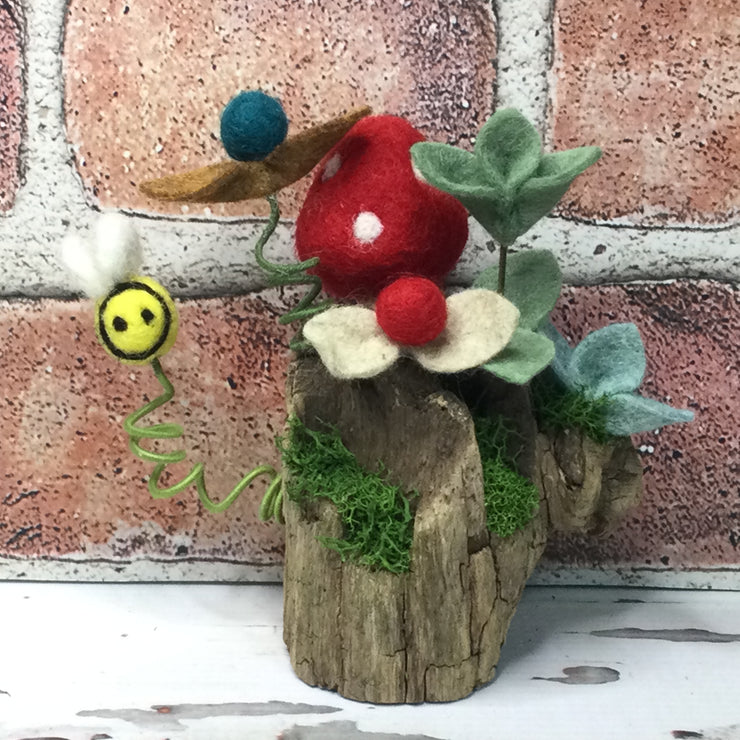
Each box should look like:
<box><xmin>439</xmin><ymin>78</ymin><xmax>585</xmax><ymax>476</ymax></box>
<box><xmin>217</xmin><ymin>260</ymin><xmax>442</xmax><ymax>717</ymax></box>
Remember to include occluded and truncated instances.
<box><xmin>321</xmin><ymin>152</ymin><xmax>342</xmax><ymax>182</ymax></box>
<box><xmin>353</xmin><ymin>211</ymin><xmax>384</xmax><ymax>243</ymax></box>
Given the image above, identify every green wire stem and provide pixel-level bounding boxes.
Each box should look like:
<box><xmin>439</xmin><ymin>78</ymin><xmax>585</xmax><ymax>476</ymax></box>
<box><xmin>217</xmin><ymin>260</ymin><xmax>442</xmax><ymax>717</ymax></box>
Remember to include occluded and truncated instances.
<box><xmin>123</xmin><ymin>358</ymin><xmax>284</xmax><ymax>519</ymax></box>
<box><xmin>254</xmin><ymin>194</ymin><xmax>331</xmax><ymax>350</ymax></box>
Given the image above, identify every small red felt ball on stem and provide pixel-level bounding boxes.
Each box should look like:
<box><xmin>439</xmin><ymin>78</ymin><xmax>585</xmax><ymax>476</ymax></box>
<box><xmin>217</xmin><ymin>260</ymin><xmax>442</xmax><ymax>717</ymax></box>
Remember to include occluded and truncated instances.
<box><xmin>375</xmin><ymin>276</ymin><xmax>447</xmax><ymax>346</ymax></box>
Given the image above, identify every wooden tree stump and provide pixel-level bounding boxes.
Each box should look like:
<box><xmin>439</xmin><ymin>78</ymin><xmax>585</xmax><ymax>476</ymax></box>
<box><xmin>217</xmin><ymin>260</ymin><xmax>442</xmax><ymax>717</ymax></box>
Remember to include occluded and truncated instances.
<box><xmin>282</xmin><ymin>355</ymin><xmax>642</xmax><ymax>703</ymax></box>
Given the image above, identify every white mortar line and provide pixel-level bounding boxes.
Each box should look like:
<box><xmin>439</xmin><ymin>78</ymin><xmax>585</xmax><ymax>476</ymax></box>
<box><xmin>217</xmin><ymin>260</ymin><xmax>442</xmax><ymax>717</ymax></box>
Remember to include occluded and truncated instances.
<box><xmin>0</xmin><ymin>0</ymin><xmax>737</xmax><ymax>300</ymax></box>
<box><xmin>493</xmin><ymin>0</ymin><xmax>553</xmax><ymax>130</ymax></box>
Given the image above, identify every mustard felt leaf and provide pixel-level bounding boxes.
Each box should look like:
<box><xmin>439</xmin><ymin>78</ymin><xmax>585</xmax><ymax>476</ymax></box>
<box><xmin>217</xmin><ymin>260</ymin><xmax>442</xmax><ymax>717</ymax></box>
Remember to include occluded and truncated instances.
<box><xmin>475</xmin><ymin>109</ymin><xmax>542</xmax><ymax>191</ymax></box>
<box><xmin>482</xmin><ymin>328</ymin><xmax>555</xmax><ymax>385</ymax></box>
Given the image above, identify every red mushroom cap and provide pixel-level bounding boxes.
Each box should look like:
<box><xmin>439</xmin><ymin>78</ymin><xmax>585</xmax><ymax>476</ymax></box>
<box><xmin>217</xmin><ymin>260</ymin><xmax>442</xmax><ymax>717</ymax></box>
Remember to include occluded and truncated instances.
<box><xmin>295</xmin><ymin>115</ymin><xmax>469</xmax><ymax>300</ymax></box>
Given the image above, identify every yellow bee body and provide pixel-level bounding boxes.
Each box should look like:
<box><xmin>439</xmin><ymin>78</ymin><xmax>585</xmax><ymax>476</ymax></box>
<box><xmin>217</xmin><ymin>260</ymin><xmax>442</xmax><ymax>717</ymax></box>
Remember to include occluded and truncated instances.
<box><xmin>95</xmin><ymin>276</ymin><xmax>179</xmax><ymax>365</ymax></box>
<box><xmin>61</xmin><ymin>215</ymin><xmax>179</xmax><ymax>365</ymax></box>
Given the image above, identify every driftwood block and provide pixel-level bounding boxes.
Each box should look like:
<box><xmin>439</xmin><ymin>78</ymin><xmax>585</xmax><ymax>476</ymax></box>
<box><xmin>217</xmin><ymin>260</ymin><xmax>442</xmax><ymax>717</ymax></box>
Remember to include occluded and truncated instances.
<box><xmin>538</xmin><ymin>429</ymin><xmax>643</xmax><ymax>534</ymax></box>
<box><xmin>282</xmin><ymin>356</ymin><xmax>642</xmax><ymax>703</ymax></box>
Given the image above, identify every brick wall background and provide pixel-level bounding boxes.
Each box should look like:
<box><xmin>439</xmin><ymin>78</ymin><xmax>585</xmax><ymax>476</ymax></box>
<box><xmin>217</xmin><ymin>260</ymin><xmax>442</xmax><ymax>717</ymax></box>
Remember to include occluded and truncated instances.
<box><xmin>0</xmin><ymin>0</ymin><xmax>737</xmax><ymax>585</ymax></box>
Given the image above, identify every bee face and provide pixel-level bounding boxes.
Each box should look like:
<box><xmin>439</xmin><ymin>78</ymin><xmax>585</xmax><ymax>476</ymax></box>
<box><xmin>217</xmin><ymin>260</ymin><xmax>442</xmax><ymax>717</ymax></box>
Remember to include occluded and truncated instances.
<box><xmin>96</xmin><ymin>276</ymin><xmax>178</xmax><ymax>365</ymax></box>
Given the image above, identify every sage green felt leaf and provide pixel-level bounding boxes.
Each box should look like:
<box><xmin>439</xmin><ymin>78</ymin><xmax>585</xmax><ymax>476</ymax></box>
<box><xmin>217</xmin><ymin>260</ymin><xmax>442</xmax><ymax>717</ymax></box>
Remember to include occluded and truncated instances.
<box><xmin>570</xmin><ymin>323</ymin><xmax>646</xmax><ymax>397</ymax></box>
<box><xmin>604</xmin><ymin>393</ymin><xmax>694</xmax><ymax>436</ymax></box>
<box><xmin>482</xmin><ymin>327</ymin><xmax>555</xmax><ymax>384</ymax></box>
<box><xmin>412</xmin><ymin>113</ymin><xmax>601</xmax><ymax>246</ymax></box>
<box><xmin>475</xmin><ymin>109</ymin><xmax>542</xmax><ymax>190</ymax></box>
<box><xmin>410</xmin><ymin>142</ymin><xmax>504</xmax><ymax>198</ymax></box>
<box><xmin>474</xmin><ymin>250</ymin><xmax>562</xmax><ymax>331</ymax></box>
<box><xmin>514</xmin><ymin>147</ymin><xmax>602</xmax><ymax>236</ymax></box>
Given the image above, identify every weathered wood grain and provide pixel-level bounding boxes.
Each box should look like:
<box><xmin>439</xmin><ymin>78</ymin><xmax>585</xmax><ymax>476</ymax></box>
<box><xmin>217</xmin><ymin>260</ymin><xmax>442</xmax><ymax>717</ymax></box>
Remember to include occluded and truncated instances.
<box><xmin>282</xmin><ymin>357</ymin><xmax>642</xmax><ymax>702</ymax></box>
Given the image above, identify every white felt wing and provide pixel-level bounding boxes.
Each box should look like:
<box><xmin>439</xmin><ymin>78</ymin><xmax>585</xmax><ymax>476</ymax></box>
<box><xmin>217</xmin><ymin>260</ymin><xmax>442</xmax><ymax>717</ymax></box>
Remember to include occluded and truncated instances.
<box><xmin>413</xmin><ymin>289</ymin><xmax>520</xmax><ymax>373</ymax></box>
<box><xmin>93</xmin><ymin>213</ymin><xmax>143</xmax><ymax>286</ymax></box>
<box><xmin>303</xmin><ymin>306</ymin><xmax>400</xmax><ymax>379</ymax></box>
<box><xmin>59</xmin><ymin>232</ymin><xmax>109</xmax><ymax>298</ymax></box>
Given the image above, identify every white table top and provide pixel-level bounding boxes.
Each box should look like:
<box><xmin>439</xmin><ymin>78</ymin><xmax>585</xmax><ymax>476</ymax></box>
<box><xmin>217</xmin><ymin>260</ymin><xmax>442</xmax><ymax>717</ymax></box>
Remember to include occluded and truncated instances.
<box><xmin>1</xmin><ymin>583</ymin><xmax>738</xmax><ymax>740</ymax></box>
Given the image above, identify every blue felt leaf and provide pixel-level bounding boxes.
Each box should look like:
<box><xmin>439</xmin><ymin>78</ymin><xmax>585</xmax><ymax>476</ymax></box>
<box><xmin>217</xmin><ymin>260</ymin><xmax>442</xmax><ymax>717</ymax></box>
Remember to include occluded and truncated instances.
<box><xmin>482</xmin><ymin>328</ymin><xmax>555</xmax><ymax>384</ymax></box>
<box><xmin>604</xmin><ymin>393</ymin><xmax>695</xmax><ymax>436</ymax></box>
<box><xmin>540</xmin><ymin>322</ymin><xmax>576</xmax><ymax>390</ymax></box>
<box><xmin>569</xmin><ymin>323</ymin><xmax>646</xmax><ymax>397</ymax></box>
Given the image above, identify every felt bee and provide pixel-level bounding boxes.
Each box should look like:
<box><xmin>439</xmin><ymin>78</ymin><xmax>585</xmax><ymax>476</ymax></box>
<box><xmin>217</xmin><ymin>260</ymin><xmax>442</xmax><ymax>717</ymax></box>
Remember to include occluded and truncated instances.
<box><xmin>60</xmin><ymin>214</ymin><xmax>178</xmax><ymax>365</ymax></box>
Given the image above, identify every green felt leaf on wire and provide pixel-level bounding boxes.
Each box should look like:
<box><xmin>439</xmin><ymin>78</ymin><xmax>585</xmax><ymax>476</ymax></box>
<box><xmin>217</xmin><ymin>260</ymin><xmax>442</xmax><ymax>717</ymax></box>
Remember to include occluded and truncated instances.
<box><xmin>514</xmin><ymin>147</ymin><xmax>603</xmax><ymax>236</ymax></box>
<box><xmin>413</xmin><ymin>111</ymin><xmax>601</xmax><ymax>246</ymax></box>
<box><xmin>410</xmin><ymin>142</ymin><xmax>503</xmax><ymax>197</ymax></box>
<box><xmin>603</xmin><ymin>393</ymin><xmax>694</xmax><ymax>436</ymax></box>
<box><xmin>474</xmin><ymin>250</ymin><xmax>562</xmax><ymax>331</ymax></box>
<box><xmin>475</xmin><ymin>109</ymin><xmax>542</xmax><ymax>191</ymax></box>
<box><xmin>569</xmin><ymin>323</ymin><xmax>646</xmax><ymax>397</ymax></box>
<box><xmin>482</xmin><ymin>327</ymin><xmax>555</xmax><ymax>384</ymax></box>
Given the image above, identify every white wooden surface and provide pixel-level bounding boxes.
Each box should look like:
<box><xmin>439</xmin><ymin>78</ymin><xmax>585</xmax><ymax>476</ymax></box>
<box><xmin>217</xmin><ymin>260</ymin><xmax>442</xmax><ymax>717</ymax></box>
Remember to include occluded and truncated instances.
<box><xmin>1</xmin><ymin>584</ymin><xmax>738</xmax><ymax>740</ymax></box>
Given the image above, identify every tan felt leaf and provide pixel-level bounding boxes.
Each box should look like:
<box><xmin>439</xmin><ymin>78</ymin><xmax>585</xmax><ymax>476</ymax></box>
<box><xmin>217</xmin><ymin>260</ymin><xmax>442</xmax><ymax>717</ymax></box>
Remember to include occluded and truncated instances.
<box><xmin>139</xmin><ymin>106</ymin><xmax>372</xmax><ymax>203</ymax></box>
<box><xmin>413</xmin><ymin>290</ymin><xmax>520</xmax><ymax>373</ymax></box>
<box><xmin>304</xmin><ymin>305</ymin><xmax>400</xmax><ymax>380</ymax></box>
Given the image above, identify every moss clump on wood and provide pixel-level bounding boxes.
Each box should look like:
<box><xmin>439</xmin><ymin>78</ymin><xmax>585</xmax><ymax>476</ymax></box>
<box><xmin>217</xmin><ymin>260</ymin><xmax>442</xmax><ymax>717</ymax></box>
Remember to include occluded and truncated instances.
<box><xmin>278</xmin><ymin>416</ymin><xmax>415</xmax><ymax>573</ymax></box>
<box><xmin>531</xmin><ymin>374</ymin><xmax>613</xmax><ymax>444</ymax></box>
<box><xmin>473</xmin><ymin>415</ymin><xmax>539</xmax><ymax>538</ymax></box>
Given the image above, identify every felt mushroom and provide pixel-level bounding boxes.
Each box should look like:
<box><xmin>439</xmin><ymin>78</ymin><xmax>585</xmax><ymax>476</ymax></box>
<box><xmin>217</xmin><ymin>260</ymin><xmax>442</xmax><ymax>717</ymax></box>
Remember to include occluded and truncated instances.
<box><xmin>294</xmin><ymin>115</ymin><xmax>470</xmax><ymax>299</ymax></box>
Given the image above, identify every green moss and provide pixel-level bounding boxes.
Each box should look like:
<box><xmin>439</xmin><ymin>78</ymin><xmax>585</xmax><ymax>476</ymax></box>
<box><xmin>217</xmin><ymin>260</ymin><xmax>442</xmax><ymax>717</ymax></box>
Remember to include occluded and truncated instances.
<box><xmin>531</xmin><ymin>374</ymin><xmax>612</xmax><ymax>444</ymax></box>
<box><xmin>473</xmin><ymin>415</ymin><xmax>539</xmax><ymax>538</ymax></box>
<box><xmin>278</xmin><ymin>416</ymin><xmax>414</xmax><ymax>573</ymax></box>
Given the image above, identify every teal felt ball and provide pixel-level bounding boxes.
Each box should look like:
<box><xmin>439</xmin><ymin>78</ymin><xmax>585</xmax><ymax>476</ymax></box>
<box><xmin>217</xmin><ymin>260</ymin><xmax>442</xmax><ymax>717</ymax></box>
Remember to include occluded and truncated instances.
<box><xmin>220</xmin><ymin>90</ymin><xmax>289</xmax><ymax>161</ymax></box>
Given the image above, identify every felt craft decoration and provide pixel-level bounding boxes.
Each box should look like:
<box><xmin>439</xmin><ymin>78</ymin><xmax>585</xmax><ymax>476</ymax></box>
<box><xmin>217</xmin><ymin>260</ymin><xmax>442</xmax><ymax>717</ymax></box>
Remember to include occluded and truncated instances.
<box><xmin>60</xmin><ymin>213</ymin><xmax>179</xmax><ymax>365</ymax></box>
<box><xmin>303</xmin><ymin>288</ymin><xmax>520</xmax><ymax>379</ymax></box>
<box><xmin>410</xmin><ymin>108</ymin><xmax>602</xmax><ymax>247</ymax></box>
<box><xmin>541</xmin><ymin>321</ymin><xmax>695</xmax><ymax>436</ymax></box>
<box><xmin>294</xmin><ymin>115</ymin><xmax>470</xmax><ymax>299</ymax></box>
<box><xmin>374</xmin><ymin>276</ymin><xmax>447</xmax><ymax>346</ymax></box>
<box><xmin>220</xmin><ymin>90</ymin><xmax>289</xmax><ymax>161</ymax></box>
<box><xmin>139</xmin><ymin>104</ymin><xmax>372</xmax><ymax>203</ymax></box>
<box><xmin>60</xmin><ymin>214</ymin><xmax>283</xmax><ymax>515</ymax></box>
<box><xmin>473</xmin><ymin>249</ymin><xmax>561</xmax><ymax>384</ymax></box>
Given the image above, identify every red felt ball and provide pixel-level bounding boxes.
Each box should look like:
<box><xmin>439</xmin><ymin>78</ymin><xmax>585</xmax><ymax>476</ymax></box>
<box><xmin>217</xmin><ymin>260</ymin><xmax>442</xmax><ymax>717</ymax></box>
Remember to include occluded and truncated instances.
<box><xmin>295</xmin><ymin>115</ymin><xmax>469</xmax><ymax>300</ymax></box>
<box><xmin>375</xmin><ymin>277</ymin><xmax>447</xmax><ymax>347</ymax></box>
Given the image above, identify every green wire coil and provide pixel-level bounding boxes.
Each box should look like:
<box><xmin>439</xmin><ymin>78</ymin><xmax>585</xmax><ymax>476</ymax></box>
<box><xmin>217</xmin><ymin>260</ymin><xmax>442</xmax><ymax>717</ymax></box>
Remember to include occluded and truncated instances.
<box><xmin>119</xmin><ymin>195</ymin><xmax>326</xmax><ymax>522</ymax></box>
<box><xmin>254</xmin><ymin>194</ymin><xmax>331</xmax><ymax>350</ymax></box>
<box><xmin>123</xmin><ymin>358</ymin><xmax>284</xmax><ymax>519</ymax></box>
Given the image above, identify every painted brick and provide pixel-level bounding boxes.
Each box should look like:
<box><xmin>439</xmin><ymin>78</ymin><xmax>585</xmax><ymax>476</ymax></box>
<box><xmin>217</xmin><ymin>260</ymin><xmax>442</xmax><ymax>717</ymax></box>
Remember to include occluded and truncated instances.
<box><xmin>0</xmin><ymin>291</ymin><xmax>291</xmax><ymax>562</ymax></box>
<box><xmin>2</xmin><ymin>282</ymin><xmax>736</xmax><ymax>575</ymax></box>
<box><xmin>545</xmin><ymin>280</ymin><xmax>739</xmax><ymax>569</ymax></box>
<box><xmin>62</xmin><ymin>0</ymin><xmax>496</xmax><ymax>218</ymax></box>
<box><xmin>0</xmin><ymin>1</ymin><xmax>23</xmax><ymax>212</ymax></box>
<box><xmin>551</xmin><ymin>0</ymin><xmax>740</xmax><ymax>225</ymax></box>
